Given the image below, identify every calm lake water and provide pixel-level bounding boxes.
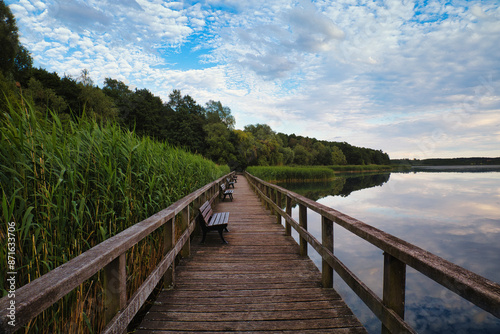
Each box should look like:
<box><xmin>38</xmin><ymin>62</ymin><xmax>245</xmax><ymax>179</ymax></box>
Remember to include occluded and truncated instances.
<box><xmin>276</xmin><ymin>168</ymin><xmax>500</xmax><ymax>334</ymax></box>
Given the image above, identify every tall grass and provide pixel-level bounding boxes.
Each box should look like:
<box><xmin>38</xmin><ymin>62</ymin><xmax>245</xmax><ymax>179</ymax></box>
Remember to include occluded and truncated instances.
<box><xmin>0</xmin><ymin>99</ymin><xmax>229</xmax><ymax>333</ymax></box>
<box><xmin>247</xmin><ymin>166</ymin><xmax>336</xmax><ymax>182</ymax></box>
<box><xmin>327</xmin><ymin>164</ymin><xmax>393</xmax><ymax>172</ymax></box>
<box><xmin>246</xmin><ymin>165</ymin><xmax>393</xmax><ymax>182</ymax></box>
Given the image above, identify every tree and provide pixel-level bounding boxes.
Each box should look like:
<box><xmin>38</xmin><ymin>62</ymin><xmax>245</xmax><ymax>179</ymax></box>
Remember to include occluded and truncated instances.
<box><xmin>77</xmin><ymin>69</ymin><xmax>94</xmax><ymax>87</ymax></box>
<box><xmin>0</xmin><ymin>1</ymin><xmax>33</xmax><ymax>82</ymax></box>
<box><xmin>76</xmin><ymin>70</ymin><xmax>117</xmax><ymax>122</ymax></box>
<box><xmin>244</xmin><ymin>124</ymin><xmax>284</xmax><ymax>165</ymax></box>
<box><xmin>25</xmin><ymin>77</ymin><xmax>68</xmax><ymax>114</ymax></box>
<box><xmin>203</xmin><ymin>123</ymin><xmax>236</xmax><ymax>165</ymax></box>
<box><xmin>293</xmin><ymin>144</ymin><xmax>312</xmax><ymax>165</ymax></box>
<box><xmin>102</xmin><ymin>78</ymin><xmax>134</xmax><ymax>124</ymax></box>
<box><xmin>331</xmin><ymin>146</ymin><xmax>347</xmax><ymax>165</ymax></box>
<box><xmin>234</xmin><ymin>130</ymin><xmax>258</xmax><ymax>168</ymax></box>
<box><xmin>0</xmin><ymin>0</ymin><xmax>19</xmax><ymax>77</ymax></box>
<box><xmin>127</xmin><ymin>88</ymin><xmax>164</xmax><ymax>138</ymax></box>
<box><xmin>204</xmin><ymin>100</ymin><xmax>235</xmax><ymax>129</ymax></box>
<box><xmin>14</xmin><ymin>45</ymin><xmax>32</xmax><ymax>84</ymax></box>
<box><xmin>165</xmin><ymin>90</ymin><xmax>206</xmax><ymax>153</ymax></box>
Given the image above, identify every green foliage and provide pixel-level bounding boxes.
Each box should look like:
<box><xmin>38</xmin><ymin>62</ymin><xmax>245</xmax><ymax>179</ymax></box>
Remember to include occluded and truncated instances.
<box><xmin>205</xmin><ymin>100</ymin><xmax>235</xmax><ymax>129</ymax></box>
<box><xmin>0</xmin><ymin>0</ymin><xmax>19</xmax><ymax>77</ymax></box>
<box><xmin>0</xmin><ymin>99</ymin><xmax>228</xmax><ymax>332</ymax></box>
<box><xmin>0</xmin><ymin>1</ymin><xmax>33</xmax><ymax>81</ymax></box>
<box><xmin>164</xmin><ymin>90</ymin><xmax>207</xmax><ymax>152</ymax></box>
<box><xmin>203</xmin><ymin>122</ymin><xmax>236</xmax><ymax>165</ymax></box>
<box><xmin>233</xmin><ymin>126</ymin><xmax>388</xmax><ymax>169</ymax></box>
<box><xmin>247</xmin><ymin>166</ymin><xmax>336</xmax><ymax>182</ymax></box>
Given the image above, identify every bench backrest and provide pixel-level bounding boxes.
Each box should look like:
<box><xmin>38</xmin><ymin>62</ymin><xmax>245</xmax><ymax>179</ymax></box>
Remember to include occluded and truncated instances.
<box><xmin>199</xmin><ymin>201</ymin><xmax>213</xmax><ymax>226</ymax></box>
<box><xmin>220</xmin><ymin>183</ymin><xmax>226</xmax><ymax>192</ymax></box>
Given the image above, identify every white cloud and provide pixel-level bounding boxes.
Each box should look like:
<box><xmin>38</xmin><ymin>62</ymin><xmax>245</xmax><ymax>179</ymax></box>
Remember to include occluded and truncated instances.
<box><xmin>6</xmin><ymin>0</ymin><xmax>500</xmax><ymax>158</ymax></box>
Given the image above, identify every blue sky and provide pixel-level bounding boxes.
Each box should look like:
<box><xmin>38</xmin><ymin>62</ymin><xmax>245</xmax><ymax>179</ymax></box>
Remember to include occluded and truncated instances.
<box><xmin>7</xmin><ymin>0</ymin><xmax>500</xmax><ymax>159</ymax></box>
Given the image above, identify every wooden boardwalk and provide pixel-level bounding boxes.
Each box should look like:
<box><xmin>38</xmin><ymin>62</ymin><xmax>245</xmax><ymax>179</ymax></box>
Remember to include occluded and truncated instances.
<box><xmin>136</xmin><ymin>176</ymin><xmax>367</xmax><ymax>333</ymax></box>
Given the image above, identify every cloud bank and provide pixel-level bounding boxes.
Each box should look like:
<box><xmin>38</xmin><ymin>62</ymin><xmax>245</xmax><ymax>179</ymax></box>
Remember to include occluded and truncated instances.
<box><xmin>8</xmin><ymin>0</ymin><xmax>500</xmax><ymax>158</ymax></box>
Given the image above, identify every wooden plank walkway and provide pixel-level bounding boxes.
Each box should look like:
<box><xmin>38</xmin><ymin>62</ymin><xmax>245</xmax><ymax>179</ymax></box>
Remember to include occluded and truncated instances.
<box><xmin>136</xmin><ymin>176</ymin><xmax>367</xmax><ymax>333</ymax></box>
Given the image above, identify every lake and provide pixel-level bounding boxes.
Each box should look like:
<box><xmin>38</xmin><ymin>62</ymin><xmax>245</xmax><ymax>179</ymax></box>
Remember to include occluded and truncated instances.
<box><xmin>276</xmin><ymin>168</ymin><xmax>500</xmax><ymax>334</ymax></box>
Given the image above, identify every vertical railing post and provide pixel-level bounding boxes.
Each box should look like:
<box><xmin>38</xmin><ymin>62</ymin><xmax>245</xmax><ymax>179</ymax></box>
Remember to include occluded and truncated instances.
<box><xmin>103</xmin><ymin>253</ymin><xmax>126</xmax><ymax>324</ymax></box>
<box><xmin>276</xmin><ymin>190</ymin><xmax>282</xmax><ymax>225</ymax></box>
<box><xmin>163</xmin><ymin>217</ymin><xmax>175</xmax><ymax>289</ymax></box>
<box><xmin>322</xmin><ymin>215</ymin><xmax>334</xmax><ymax>288</ymax></box>
<box><xmin>299</xmin><ymin>203</ymin><xmax>307</xmax><ymax>256</ymax></box>
<box><xmin>382</xmin><ymin>253</ymin><xmax>406</xmax><ymax>334</ymax></box>
<box><xmin>270</xmin><ymin>188</ymin><xmax>275</xmax><ymax>215</ymax></box>
<box><xmin>180</xmin><ymin>205</ymin><xmax>190</xmax><ymax>257</ymax></box>
<box><xmin>265</xmin><ymin>185</ymin><xmax>270</xmax><ymax>210</ymax></box>
<box><xmin>213</xmin><ymin>182</ymin><xmax>218</xmax><ymax>203</ymax></box>
<box><xmin>285</xmin><ymin>195</ymin><xmax>292</xmax><ymax>236</ymax></box>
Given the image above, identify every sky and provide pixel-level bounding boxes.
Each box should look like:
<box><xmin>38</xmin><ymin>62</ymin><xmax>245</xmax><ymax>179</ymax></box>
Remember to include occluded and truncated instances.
<box><xmin>6</xmin><ymin>0</ymin><xmax>500</xmax><ymax>159</ymax></box>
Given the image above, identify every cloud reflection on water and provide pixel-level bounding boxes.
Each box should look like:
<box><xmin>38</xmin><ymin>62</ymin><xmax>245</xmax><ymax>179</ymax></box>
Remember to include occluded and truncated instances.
<box><xmin>283</xmin><ymin>171</ymin><xmax>500</xmax><ymax>334</ymax></box>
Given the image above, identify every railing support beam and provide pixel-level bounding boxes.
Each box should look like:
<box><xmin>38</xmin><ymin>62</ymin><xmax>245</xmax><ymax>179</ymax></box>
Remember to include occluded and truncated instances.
<box><xmin>382</xmin><ymin>252</ymin><xmax>406</xmax><ymax>334</ymax></box>
<box><xmin>103</xmin><ymin>253</ymin><xmax>126</xmax><ymax>324</ymax></box>
<box><xmin>285</xmin><ymin>195</ymin><xmax>292</xmax><ymax>236</ymax></box>
<box><xmin>299</xmin><ymin>203</ymin><xmax>307</xmax><ymax>256</ymax></box>
<box><xmin>276</xmin><ymin>190</ymin><xmax>282</xmax><ymax>225</ymax></box>
<box><xmin>180</xmin><ymin>206</ymin><xmax>190</xmax><ymax>258</ymax></box>
<box><xmin>322</xmin><ymin>216</ymin><xmax>334</xmax><ymax>288</ymax></box>
<box><xmin>163</xmin><ymin>217</ymin><xmax>175</xmax><ymax>289</ymax></box>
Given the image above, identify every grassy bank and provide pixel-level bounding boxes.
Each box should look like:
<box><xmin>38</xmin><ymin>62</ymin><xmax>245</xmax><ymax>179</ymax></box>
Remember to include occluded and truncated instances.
<box><xmin>247</xmin><ymin>166</ymin><xmax>336</xmax><ymax>182</ymax></box>
<box><xmin>327</xmin><ymin>164</ymin><xmax>393</xmax><ymax>172</ymax></box>
<box><xmin>0</xmin><ymin>100</ymin><xmax>229</xmax><ymax>333</ymax></box>
<box><xmin>246</xmin><ymin>165</ymin><xmax>392</xmax><ymax>182</ymax></box>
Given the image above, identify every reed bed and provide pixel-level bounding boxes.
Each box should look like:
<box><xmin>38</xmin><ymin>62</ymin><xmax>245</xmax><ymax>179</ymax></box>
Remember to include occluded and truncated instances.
<box><xmin>327</xmin><ymin>164</ymin><xmax>392</xmax><ymax>172</ymax></box>
<box><xmin>0</xmin><ymin>100</ymin><xmax>229</xmax><ymax>333</ymax></box>
<box><xmin>247</xmin><ymin>166</ymin><xmax>336</xmax><ymax>182</ymax></box>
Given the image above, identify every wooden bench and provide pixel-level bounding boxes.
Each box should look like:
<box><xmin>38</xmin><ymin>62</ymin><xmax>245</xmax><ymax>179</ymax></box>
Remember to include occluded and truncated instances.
<box><xmin>220</xmin><ymin>183</ymin><xmax>233</xmax><ymax>201</ymax></box>
<box><xmin>198</xmin><ymin>201</ymin><xmax>229</xmax><ymax>244</ymax></box>
<box><xmin>226</xmin><ymin>177</ymin><xmax>235</xmax><ymax>188</ymax></box>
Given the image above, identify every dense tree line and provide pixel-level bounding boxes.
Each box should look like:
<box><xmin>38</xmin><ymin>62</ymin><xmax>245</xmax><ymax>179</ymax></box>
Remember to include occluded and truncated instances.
<box><xmin>393</xmin><ymin>157</ymin><xmax>500</xmax><ymax>166</ymax></box>
<box><xmin>1</xmin><ymin>0</ymin><xmax>390</xmax><ymax>170</ymax></box>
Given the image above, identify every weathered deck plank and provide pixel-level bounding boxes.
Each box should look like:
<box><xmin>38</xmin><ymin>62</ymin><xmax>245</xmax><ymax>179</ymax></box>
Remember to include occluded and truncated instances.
<box><xmin>136</xmin><ymin>175</ymin><xmax>366</xmax><ymax>333</ymax></box>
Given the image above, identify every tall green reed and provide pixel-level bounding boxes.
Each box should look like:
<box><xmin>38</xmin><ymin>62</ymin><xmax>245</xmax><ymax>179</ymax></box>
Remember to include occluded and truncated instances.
<box><xmin>0</xmin><ymin>99</ymin><xmax>229</xmax><ymax>332</ymax></box>
<box><xmin>247</xmin><ymin>166</ymin><xmax>335</xmax><ymax>182</ymax></box>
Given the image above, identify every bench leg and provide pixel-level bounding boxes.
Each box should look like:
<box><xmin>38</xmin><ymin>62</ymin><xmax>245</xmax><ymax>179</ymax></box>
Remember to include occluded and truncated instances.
<box><xmin>218</xmin><ymin>227</ymin><xmax>228</xmax><ymax>244</ymax></box>
<box><xmin>200</xmin><ymin>230</ymin><xmax>207</xmax><ymax>244</ymax></box>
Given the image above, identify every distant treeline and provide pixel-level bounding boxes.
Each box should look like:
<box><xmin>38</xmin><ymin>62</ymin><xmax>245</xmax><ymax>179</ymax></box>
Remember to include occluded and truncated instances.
<box><xmin>1</xmin><ymin>1</ymin><xmax>390</xmax><ymax>169</ymax></box>
<box><xmin>392</xmin><ymin>157</ymin><xmax>500</xmax><ymax>166</ymax></box>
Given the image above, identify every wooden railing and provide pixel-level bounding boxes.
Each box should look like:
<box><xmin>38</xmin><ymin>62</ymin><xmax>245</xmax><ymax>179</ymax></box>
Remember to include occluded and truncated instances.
<box><xmin>246</xmin><ymin>172</ymin><xmax>500</xmax><ymax>334</ymax></box>
<box><xmin>0</xmin><ymin>172</ymin><xmax>234</xmax><ymax>334</ymax></box>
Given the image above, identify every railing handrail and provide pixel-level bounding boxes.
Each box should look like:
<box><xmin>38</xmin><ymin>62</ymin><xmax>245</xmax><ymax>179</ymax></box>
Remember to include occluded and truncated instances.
<box><xmin>0</xmin><ymin>172</ymin><xmax>234</xmax><ymax>333</ymax></box>
<box><xmin>245</xmin><ymin>172</ymin><xmax>500</xmax><ymax>333</ymax></box>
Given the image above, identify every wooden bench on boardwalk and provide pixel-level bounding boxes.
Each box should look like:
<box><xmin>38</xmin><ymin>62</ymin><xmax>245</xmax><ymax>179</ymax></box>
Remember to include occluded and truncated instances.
<box><xmin>220</xmin><ymin>183</ymin><xmax>233</xmax><ymax>201</ymax></box>
<box><xmin>226</xmin><ymin>177</ymin><xmax>235</xmax><ymax>188</ymax></box>
<box><xmin>199</xmin><ymin>200</ymin><xmax>229</xmax><ymax>244</ymax></box>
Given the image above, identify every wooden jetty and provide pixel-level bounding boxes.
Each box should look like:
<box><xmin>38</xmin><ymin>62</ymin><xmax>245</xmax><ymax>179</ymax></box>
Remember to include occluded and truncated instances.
<box><xmin>135</xmin><ymin>176</ymin><xmax>366</xmax><ymax>333</ymax></box>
